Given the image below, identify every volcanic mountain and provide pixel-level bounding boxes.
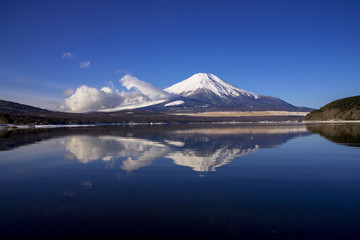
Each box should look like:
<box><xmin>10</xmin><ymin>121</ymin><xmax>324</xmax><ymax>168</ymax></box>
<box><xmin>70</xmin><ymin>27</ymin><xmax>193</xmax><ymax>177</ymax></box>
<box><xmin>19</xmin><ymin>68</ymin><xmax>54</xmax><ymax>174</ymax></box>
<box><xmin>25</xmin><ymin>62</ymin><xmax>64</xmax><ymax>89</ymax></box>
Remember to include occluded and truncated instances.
<box><xmin>154</xmin><ymin>73</ymin><xmax>311</xmax><ymax>112</ymax></box>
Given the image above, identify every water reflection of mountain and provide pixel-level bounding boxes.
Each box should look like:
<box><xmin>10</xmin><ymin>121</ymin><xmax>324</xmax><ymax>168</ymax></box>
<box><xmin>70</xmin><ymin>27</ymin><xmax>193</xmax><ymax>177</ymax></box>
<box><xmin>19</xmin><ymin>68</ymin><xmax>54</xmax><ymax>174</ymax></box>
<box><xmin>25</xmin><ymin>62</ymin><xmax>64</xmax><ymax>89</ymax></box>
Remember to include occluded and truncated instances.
<box><xmin>164</xmin><ymin>126</ymin><xmax>310</xmax><ymax>171</ymax></box>
<box><xmin>1</xmin><ymin>125</ymin><xmax>310</xmax><ymax>172</ymax></box>
<box><xmin>307</xmin><ymin>124</ymin><xmax>360</xmax><ymax>147</ymax></box>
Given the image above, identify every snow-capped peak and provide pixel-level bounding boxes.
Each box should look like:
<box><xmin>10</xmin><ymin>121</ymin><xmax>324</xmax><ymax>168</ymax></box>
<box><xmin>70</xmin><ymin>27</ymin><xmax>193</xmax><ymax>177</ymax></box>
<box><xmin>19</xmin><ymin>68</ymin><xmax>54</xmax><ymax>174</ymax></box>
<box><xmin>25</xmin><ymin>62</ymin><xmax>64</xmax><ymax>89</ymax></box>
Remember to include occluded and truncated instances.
<box><xmin>164</xmin><ymin>73</ymin><xmax>259</xmax><ymax>99</ymax></box>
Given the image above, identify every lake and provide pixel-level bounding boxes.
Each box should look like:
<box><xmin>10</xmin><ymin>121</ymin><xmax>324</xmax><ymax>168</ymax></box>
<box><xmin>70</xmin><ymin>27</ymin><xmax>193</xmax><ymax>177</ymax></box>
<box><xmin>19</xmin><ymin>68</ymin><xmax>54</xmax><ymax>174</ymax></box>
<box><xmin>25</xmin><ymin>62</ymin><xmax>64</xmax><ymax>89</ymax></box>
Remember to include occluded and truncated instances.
<box><xmin>1</xmin><ymin>123</ymin><xmax>360</xmax><ymax>239</ymax></box>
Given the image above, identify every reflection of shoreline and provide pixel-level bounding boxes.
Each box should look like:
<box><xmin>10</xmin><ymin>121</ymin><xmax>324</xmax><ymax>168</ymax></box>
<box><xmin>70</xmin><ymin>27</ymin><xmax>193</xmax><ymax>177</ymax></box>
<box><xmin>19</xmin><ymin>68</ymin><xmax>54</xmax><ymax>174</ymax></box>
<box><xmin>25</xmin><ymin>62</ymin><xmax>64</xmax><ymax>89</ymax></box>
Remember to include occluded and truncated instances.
<box><xmin>172</xmin><ymin>125</ymin><xmax>308</xmax><ymax>135</ymax></box>
<box><xmin>307</xmin><ymin>124</ymin><xmax>360</xmax><ymax>147</ymax></box>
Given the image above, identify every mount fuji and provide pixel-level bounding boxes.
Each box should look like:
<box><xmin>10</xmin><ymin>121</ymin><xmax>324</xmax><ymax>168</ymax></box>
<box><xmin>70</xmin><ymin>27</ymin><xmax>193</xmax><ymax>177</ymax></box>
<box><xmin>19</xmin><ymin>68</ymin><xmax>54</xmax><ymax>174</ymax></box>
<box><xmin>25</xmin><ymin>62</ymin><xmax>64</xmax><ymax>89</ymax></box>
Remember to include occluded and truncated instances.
<box><xmin>148</xmin><ymin>73</ymin><xmax>311</xmax><ymax>112</ymax></box>
<box><xmin>165</xmin><ymin>73</ymin><xmax>259</xmax><ymax>99</ymax></box>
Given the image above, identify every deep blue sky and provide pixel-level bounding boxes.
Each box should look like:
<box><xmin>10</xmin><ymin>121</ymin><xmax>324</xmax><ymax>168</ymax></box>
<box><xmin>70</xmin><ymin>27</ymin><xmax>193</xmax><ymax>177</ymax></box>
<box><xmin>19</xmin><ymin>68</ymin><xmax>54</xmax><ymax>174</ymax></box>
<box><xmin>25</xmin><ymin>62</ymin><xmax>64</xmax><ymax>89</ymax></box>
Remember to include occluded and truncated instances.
<box><xmin>1</xmin><ymin>0</ymin><xmax>359</xmax><ymax>109</ymax></box>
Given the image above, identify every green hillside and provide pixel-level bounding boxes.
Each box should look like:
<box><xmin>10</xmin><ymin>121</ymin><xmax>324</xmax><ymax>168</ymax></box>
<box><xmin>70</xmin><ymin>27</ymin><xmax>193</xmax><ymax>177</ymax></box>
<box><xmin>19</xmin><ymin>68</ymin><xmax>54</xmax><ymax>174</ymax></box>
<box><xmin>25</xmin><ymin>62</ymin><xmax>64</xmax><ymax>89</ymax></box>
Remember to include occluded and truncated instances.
<box><xmin>306</xmin><ymin>96</ymin><xmax>360</xmax><ymax>121</ymax></box>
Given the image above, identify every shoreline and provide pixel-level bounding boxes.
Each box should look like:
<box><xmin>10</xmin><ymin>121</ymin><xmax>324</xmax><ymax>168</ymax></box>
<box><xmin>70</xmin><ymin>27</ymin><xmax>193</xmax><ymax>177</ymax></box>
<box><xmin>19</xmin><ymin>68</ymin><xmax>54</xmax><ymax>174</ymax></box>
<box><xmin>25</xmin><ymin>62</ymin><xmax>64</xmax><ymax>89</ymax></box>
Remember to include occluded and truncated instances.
<box><xmin>303</xmin><ymin>120</ymin><xmax>360</xmax><ymax>123</ymax></box>
<box><xmin>171</xmin><ymin>111</ymin><xmax>310</xmax><ymax>117</ymax></box>
<box><xmin>2</xmin><ymin>120</ymin><xmax>360</xmax><ymax>131</ymax></box>
<box><xmin>0</xmin><ymin>121</ymin><xmax>301</xmax><ymax>130</ymax></box>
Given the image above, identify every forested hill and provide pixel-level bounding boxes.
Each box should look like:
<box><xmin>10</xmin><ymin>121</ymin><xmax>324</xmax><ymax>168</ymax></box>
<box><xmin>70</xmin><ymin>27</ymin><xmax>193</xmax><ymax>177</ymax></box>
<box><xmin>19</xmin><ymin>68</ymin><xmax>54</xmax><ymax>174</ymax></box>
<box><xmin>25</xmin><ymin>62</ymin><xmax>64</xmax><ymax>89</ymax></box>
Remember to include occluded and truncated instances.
<box><xmin>305</xmin><ymin>96</ymin><xmax>360</xmax><ymax>121</ymax></box>
<box><xmin>0</xmin><ymin>99</ymin><xmax>56</xmax><ymax>115</ymax></box>
<box><xmin>0</xmin><ymin>99</ymin><xmax>74</xmax><ymax>124</ymax></box>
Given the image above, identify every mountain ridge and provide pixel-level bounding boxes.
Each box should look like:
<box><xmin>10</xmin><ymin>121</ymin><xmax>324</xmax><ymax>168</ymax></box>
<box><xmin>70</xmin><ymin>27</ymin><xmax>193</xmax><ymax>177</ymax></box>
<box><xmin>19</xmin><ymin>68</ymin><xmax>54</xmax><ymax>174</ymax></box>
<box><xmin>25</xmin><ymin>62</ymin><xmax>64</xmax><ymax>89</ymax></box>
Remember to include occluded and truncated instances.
<box><xmin>154</xmin><ymin>73</ymin><xmax>312</xmax><ymax>112</ymax></box>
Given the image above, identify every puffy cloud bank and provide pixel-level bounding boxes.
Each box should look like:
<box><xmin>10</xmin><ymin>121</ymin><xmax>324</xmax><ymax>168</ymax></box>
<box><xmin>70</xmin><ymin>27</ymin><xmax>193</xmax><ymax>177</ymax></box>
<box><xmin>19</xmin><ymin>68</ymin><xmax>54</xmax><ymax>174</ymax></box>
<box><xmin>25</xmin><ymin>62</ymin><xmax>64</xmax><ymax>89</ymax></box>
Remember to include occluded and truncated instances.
<box><xmin>120</xmin><ymin>74</ymin><xmax>171</xmax><ymax>100</ymax></box>
<box><xmin>62</xmin><ymin>85</ymin><xmax>124</xmax><ymax>112</ymax></box>
<box><xmin>62</xmin><ymin>74</ymin><xmax>172</xmax><ymax>112</ymax></box>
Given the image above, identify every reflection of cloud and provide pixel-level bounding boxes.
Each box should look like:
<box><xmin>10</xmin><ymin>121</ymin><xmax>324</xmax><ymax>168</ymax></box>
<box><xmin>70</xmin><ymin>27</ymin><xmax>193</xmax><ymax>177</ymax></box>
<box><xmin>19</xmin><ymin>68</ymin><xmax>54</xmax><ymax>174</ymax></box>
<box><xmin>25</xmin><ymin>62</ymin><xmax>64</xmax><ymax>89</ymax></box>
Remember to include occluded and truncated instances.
<box><xmin>101</xmin><ymin>136</ymin><xmax>169</xmax><ymax>171</ymax></box>
<box><xmin>62</xmin><ymin>135</ymin><xmax>170</xmax><ymax>171</ymax></box>
<box><xmin>82</xmin><ymin>180</ymin><xmax>92</xmax><ymax>189</ymax></box>
<box><xmin>64</xmin><ymin>191</ymin><xmax>77</xmax><ymax>197</ymax></box>
<box><xmin>64</xmin><ymin>136</ymin><xmax>114</xmax><ymax>163</ymax></box>
<box><xmin>167</xmin><ymin>146</ymin><xmax>258</xmax><ymax>172</ymax></box>
<box><xmin>121</xmin><ymin>148</ymin><xmax>166</xmax><ymax>171</ymax></box>
<box><xmin>164</xmin><ymin>140</ymin><xmax>185</xmax><ymax>147</ymax></box>
<box><xmin>64</xmin><ymin>152</ymin><xmax>76</xmax><ymax>160</ymax></box>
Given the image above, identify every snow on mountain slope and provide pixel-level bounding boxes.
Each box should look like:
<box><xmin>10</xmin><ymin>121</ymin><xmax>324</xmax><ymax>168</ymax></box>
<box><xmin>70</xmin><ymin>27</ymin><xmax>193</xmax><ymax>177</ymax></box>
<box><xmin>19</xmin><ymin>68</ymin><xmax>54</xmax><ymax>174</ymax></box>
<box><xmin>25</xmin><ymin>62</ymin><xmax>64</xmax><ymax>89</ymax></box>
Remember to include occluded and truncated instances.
<box><xmin>164</xmin><ymin>100</ymin><xmax>185</xmax><ymax>107</ymax></box>
<box><xmin>166</xmin><ymin>146</ymin><xmax>258</xmax><ymax>172</ymax></box>
<box><xmin>164</xmin><ymin>73</ymin><xmax>259</xmax><ymax>99</ymax></box>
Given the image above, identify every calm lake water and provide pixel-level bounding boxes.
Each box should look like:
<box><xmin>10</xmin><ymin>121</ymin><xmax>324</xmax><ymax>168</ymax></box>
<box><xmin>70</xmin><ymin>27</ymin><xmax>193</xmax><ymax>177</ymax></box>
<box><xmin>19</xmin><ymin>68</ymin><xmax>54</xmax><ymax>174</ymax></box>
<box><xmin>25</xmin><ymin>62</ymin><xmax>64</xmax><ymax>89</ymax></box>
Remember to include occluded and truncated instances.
<box><xmin>1</xmin><ymin>123</ymin><xmax>360</xmax><ymax>239</ymax></box>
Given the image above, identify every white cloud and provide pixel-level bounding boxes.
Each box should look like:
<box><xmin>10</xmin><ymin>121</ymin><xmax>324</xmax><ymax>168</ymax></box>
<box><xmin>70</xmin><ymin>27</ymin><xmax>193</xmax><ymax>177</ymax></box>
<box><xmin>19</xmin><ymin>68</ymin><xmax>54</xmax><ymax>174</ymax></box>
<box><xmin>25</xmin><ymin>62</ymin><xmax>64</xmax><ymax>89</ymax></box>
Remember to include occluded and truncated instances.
<box><xmin>120</xmin><ymin>74</ymin><xmax>171</xmax><ymax>100</ymax></box>
<box><xmin>62</xmin><ymin>85</ymin><xmax>124</xmax><ymax>112</ymax></box>
<box><xmin>100</xmin><ymin>86</ymin><xmax>113</xmax><ymax>94</ymax></box>
<box><xmin>62</xmin><ymin>52</ymin><xmax>75</xmax><ymax>59</ymax></box>
<box><xmin>80</xmin><ymin>61</ymin><xmax>91</xmax><ymax>69</ymax></box>
<box><xmin>61</xmin><ymin>75</ymin><xmax>173</xmax><ymax>113</ymax></box>
<box><xmin>62</xmin><ymin>89</ymin><xmax>75</xmax><ymax>96</ymax></box>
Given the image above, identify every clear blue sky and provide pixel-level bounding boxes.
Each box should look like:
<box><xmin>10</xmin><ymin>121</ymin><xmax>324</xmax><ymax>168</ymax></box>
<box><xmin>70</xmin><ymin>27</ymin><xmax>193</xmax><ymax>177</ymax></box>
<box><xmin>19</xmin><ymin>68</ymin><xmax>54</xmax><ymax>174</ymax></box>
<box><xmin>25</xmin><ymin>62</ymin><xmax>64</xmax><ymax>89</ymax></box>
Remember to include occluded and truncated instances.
<box><xmin>1</xmin><ymin>0</ymin><xmax>359</xmax><ymax>110</ymax></box>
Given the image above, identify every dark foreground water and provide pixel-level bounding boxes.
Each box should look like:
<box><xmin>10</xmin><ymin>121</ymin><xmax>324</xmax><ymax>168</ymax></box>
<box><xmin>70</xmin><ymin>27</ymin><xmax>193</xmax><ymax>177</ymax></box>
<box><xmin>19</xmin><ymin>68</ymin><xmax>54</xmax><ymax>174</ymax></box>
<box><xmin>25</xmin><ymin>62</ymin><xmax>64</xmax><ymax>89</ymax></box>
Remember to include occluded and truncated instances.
<box><xmin>0</xmin><ymin>123</ymin><xmax>360</xmax><ymax>239</ymax></box>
